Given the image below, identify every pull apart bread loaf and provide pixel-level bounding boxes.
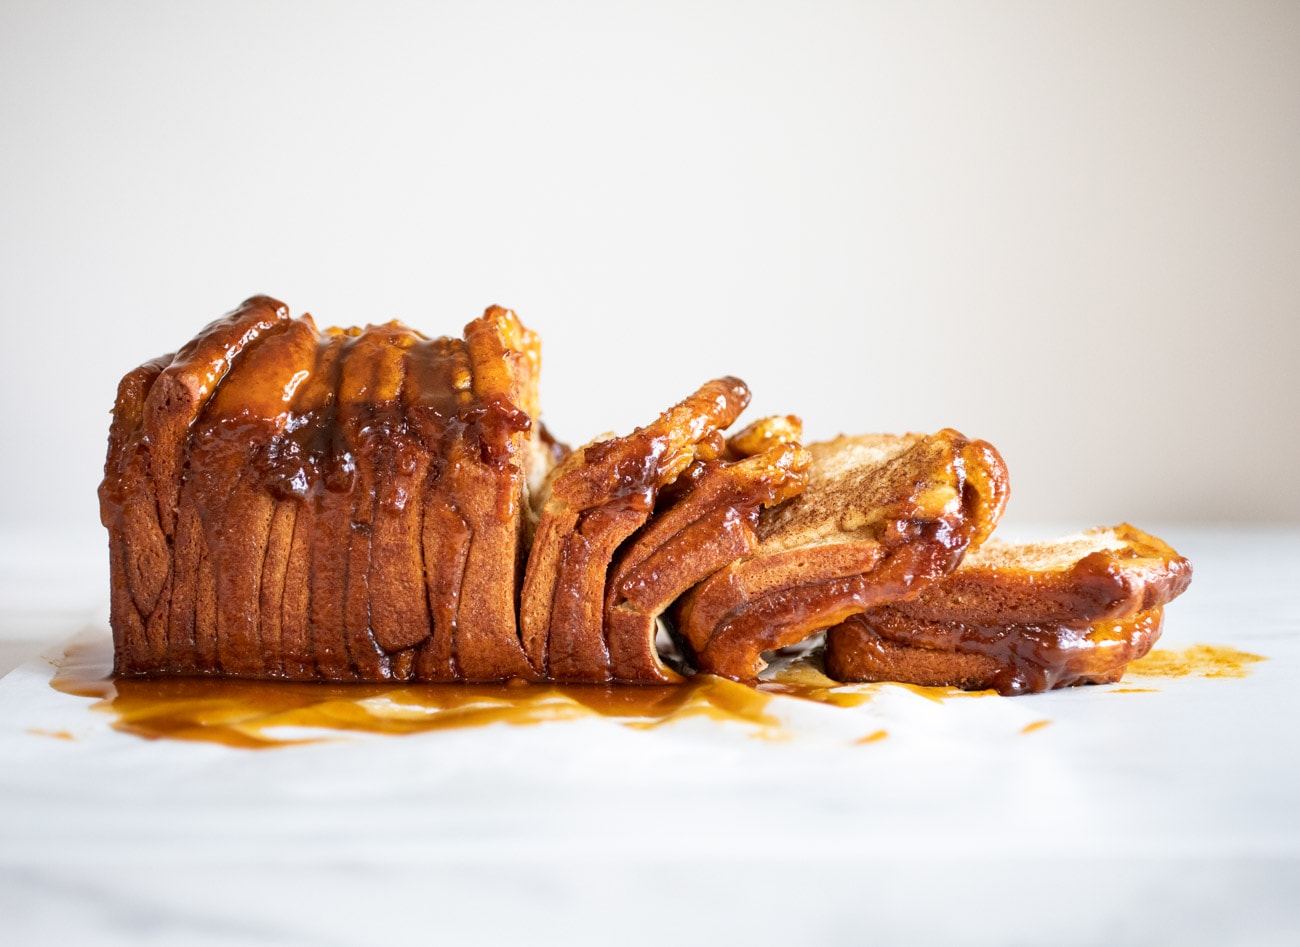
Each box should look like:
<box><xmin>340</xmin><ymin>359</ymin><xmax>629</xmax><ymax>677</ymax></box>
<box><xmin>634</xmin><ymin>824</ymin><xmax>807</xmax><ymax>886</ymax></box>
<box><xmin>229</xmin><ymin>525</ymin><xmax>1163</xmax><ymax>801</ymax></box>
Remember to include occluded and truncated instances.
<box><xmin>823</xmin><ymin>525</ymin><xmax>1193</xmax><ymax>694</ymax></box>
<box><xmin>100</xmin><ymin>296</ymin><xmax>553</xmax><ymax>681</ymax></box>
<box><xmin>673</xmin><ymin>431</ymin><xmax>1010</xmax><ymax>680</ymax></box>
<box><xmin>102</xmin><ymin>297</ymin><xmax>1190</xmax><ymax>694</ymax></box>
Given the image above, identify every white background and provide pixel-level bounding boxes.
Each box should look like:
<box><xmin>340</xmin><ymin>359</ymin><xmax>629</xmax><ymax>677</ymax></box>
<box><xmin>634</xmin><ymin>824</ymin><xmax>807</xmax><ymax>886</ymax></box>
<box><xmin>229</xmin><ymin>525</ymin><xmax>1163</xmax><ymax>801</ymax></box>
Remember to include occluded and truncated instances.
<box><xmin>2</xmin><ymin>0</ymin><xmax>1298</xmax><ymax>544</ymax></box>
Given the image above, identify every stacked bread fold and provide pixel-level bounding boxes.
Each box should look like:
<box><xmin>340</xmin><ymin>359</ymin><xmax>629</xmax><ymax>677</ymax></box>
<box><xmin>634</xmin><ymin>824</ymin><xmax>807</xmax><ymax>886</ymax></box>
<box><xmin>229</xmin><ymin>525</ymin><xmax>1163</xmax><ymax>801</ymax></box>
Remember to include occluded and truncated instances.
<box><xmin>100</xmin><ymin>296</ymin><xmax>553</xmax><ymax>681</ymax></box>
<box><xmin>602</xmin><ymin>415</ymin><xmax>810</xmax><ymax>682</ymax></box>
<box><xmin>823</xmin><ymin>525</ymin><xmax>1194</xmax><ymax>694</ymax></box>
<box><xmin>521</xmin><ymin>377</ymin><xmax>759</xmax><ymax>681</ymax></box>
<box><xmin>673</xmin><ymin>431</ymin><xmax>1011</xmax><ymax>680</ymax></box>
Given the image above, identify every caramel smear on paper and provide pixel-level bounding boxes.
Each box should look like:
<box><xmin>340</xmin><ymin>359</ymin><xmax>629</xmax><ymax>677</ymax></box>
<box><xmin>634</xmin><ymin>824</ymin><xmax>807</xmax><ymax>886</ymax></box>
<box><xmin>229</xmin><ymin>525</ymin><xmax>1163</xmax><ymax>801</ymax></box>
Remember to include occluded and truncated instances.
<box><xmin>50</xmin><ymin>639</ymin><xmax>887</xmax><ymax>749</ymax></box>
<box><xmin>1127</xmin><ymin>645</ymin><xmax>1266</xmax><ymax>680</ymax></box>
<box><xmin>26</xmin><ymin>728</ymin><xmax>75</xmax><ymax>741</ymax></box>
<box><xmin>54</xmin><ymin>639</ymin><xmax>1259</xmax><ymax>750</ymax></box>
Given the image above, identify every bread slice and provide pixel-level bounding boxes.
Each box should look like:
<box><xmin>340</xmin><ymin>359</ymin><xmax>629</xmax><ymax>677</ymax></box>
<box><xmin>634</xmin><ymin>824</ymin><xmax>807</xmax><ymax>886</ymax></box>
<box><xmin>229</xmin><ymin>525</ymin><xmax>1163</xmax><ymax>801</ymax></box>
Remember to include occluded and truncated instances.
<box><xmin>823</xmin><ymin>524</ymin><xmax>1193</xmax><ymax>693</ymax></box>
<box><xmin>181</xmin><ymin>315</ymin><xmax>323</xmax><ymax>678</ymax></box>
<box><xmin>519</xmin><ymin>378</ymin><xmax>752</xmax><ymax>682</ymax></box>
<box><xmin>604</xmin><ymin>415</ymin><xmax>810</xmax><ymax>682</ymax></box>
<box><xmin>438</xmin><ymin>307</ymin><xmax>545</xmax><ymax>681</ymax></box>
<box><xmin>101</xmin><ymin>295</ymin><xmax>292</xmax><ymax>674</ymax></box>
<box><xmin>674</xmin><ymin>429</ymin><xmax>1010</xmax><ymax>680</ymax></box>
<box><xmin>824</xmin><ymin>608</ymin><xmax>1166</xmax><ymax>693</ymax></box>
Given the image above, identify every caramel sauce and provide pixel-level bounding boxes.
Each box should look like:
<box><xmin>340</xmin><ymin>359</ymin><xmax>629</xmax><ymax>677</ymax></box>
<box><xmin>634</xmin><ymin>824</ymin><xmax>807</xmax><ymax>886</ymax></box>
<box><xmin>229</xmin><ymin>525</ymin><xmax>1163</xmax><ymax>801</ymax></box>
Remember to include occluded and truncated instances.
<box><xmin>1126</xmin><ymin>644</ymin><xmax>1265</xmax><ymax>679</ymax></box>
<box><xmin>27</xmin><ymin>729</ymin><xmax>75</xmax><ymax>741</ymax></box>
<box><xmin>759</xmin><ymin>656</ymin><xmax>878</xmax><ymax>708</ymax></box>
<box><xmin>51</xmin><ymin>638</ymin><xmax>826</xmax><ymax>749</ymax></box>
<box><xmin>766</xmin><ymin>655</ymin><xmax>1000</xmax><ymax>713</ymax></box>
<box><xmin>49</xmin><ymin>638</ymin><xmax>1261</xmax><ymax>750</ymax></box>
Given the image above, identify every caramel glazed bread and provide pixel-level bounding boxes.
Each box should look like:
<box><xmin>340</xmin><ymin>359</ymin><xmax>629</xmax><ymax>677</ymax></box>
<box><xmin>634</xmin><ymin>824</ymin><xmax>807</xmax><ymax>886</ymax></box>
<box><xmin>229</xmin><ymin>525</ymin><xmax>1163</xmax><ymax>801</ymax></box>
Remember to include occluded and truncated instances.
<box><xmin>823</xmin><ymin>525</ymin><xmax>1194</xmax><ymax>694</ymax></box>
<box><xmin>101</xmin><ymin>297</ymin><xmax>1191</xmax><ymax>692</ymax></box>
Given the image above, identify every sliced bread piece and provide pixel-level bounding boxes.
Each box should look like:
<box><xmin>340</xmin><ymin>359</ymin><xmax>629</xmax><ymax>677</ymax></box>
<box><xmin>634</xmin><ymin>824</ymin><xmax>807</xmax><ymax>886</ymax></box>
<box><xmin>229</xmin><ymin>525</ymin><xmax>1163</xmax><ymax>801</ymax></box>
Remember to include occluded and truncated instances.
<box><xmin>823</xmin><ymin>524</ymin><xmax>1193</xmax><ymax>693</ymax></box>
<box><xmin>674</xmin><ymin>429</ymin><xmax>1009</xmax><ymax>680</ymax></box>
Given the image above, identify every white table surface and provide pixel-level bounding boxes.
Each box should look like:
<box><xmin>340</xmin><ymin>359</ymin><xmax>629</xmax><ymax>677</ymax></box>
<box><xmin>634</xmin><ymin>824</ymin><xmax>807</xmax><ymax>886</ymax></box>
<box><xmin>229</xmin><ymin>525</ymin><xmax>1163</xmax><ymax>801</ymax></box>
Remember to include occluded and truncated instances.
<box><xmin>1</xmin><ymin>525</ymin><xmax>1297</xmax><ymax>946</ymax></box>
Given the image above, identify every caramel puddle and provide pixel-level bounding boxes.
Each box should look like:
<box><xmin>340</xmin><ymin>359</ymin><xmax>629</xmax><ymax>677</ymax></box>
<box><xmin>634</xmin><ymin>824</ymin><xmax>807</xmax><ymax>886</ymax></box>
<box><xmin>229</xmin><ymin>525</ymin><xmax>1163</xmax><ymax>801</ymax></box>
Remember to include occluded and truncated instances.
<box><xmin>1127</xmin><ymin>645</ymin><xmax>1266</xmax><ymax>680</ymax></box>
<box><xmin>50</xmin><ymin>638</ymin><xmax>880</xmax><ymax>749</ymax></box>
<box><xmin>52</xmin><ymin>639</ymin><xmax>1259</xmax><ymax>750</ymax></box>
